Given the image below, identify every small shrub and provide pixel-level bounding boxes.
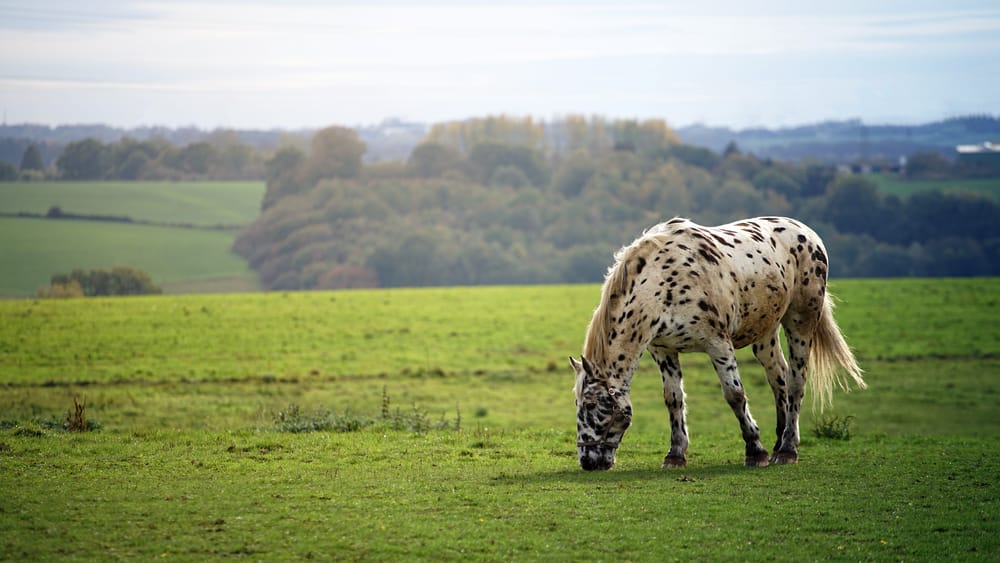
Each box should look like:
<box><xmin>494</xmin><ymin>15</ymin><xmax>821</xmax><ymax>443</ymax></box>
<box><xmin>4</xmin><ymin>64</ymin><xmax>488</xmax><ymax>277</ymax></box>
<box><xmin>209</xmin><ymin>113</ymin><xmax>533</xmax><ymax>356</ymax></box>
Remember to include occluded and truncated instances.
<box><xmin>813</xmin><ymin>414</ymin><xmax>855</xmax><ymax>441</ymax></box>
<box><xmin>43</xmin><ymin>266</ymin><xmax>162</xmax><ymax>297</ymax></box>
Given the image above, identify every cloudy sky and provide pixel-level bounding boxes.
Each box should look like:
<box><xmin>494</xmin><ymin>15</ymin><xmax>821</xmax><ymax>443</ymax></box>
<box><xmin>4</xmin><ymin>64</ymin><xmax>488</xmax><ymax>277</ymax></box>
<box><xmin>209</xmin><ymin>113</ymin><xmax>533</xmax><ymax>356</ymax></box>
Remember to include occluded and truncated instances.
<box><xmin>1</xmin><ymin>0</ymin><xmax>998</xmax><ymax>130</ymax></box>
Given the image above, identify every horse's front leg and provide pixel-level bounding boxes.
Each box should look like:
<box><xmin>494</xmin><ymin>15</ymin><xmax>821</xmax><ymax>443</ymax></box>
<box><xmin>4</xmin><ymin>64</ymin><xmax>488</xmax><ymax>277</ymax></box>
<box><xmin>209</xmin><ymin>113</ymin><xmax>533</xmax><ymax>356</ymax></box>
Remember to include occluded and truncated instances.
<box><xmin>649</xmin><ymin>345</ymin><xmax>688</xmax><ymax>468</ymax></box>
<box><xmin>708</xmin><ymin>340</ymin><xmax>769</xmax><ymax>467</ymax></box>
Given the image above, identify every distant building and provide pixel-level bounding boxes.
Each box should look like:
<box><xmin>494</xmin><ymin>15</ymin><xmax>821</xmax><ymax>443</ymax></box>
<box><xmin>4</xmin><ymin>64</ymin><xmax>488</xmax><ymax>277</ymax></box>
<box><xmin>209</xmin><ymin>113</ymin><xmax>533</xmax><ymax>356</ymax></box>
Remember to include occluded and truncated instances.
<box><xmin>956</xmin><ymin>142</ymin><xmax>1000</xmax><ymax>174</ymax></box>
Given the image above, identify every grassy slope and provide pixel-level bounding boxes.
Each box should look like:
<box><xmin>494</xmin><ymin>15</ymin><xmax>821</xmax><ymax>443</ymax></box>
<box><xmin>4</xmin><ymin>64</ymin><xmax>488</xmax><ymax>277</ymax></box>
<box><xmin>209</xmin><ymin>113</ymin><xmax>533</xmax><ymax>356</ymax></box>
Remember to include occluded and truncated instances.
<box><xmin>0</xmin><ymin>181</ymin><xmax>264</xmax><ymax>296</ymax></box>
<box><xmin>0</xmin><ymin>181</ymin><xmax>265</xmax><ymax>226</ymax></box>
<box><xmin>1</xmin><ymin>279</ymin><xmax>998</xmax><ymax>560</ymax></box>
<box><xmin>0</xmin><ymin>218</ymin><xmax>257</xmax><ymax>296</ymax></box>
<box><xmin>869</xmin><ymin>173</ymin><xmax>1000</xmax><ymax>200</ymax></box>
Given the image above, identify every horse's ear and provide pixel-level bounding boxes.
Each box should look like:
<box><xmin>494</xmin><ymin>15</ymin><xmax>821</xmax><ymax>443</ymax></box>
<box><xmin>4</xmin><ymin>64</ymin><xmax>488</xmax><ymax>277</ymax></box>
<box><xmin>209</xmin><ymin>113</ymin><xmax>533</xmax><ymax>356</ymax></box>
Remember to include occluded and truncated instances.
<box><xmin>568</xmin><ymin>356</ymin><xmax>584</xmax><ymax>375</ymax></box>
<box><xmin>581</xmin><ymin>356</ymin><xmax>595</xmax><ymax>376</ymax></box>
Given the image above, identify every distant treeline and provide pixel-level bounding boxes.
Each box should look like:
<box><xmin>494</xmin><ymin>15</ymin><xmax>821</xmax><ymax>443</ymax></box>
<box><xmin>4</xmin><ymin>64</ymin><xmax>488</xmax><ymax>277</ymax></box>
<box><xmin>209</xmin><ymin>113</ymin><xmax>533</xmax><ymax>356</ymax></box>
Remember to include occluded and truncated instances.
<box><xmin>1</xmin><ymin>132</ymin><xmax>269</xmax><ymax>181</ymax></box>
<box><xmin>0</xmin><ymin>119</ymin><xmax>429</xmax><ymax>179</ymax></box>
<box><xmin>4</xmin><ymin>115</ymin><xmax>1000</xmax><ymax>180</ymax></box>
<box><xmin>232</xmin><ymin>116</ymin><xmax>1000</xmax><ymax>289</ymax></box>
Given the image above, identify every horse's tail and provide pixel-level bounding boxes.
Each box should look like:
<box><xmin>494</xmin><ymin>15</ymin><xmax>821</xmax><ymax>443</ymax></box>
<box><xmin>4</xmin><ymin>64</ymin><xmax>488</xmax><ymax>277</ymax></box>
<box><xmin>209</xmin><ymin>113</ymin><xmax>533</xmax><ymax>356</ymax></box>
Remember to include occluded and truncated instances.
<box><xmin>808</xmin><ymin>292</ymin><xmax>866</xmax><ymax>411</ymax></box>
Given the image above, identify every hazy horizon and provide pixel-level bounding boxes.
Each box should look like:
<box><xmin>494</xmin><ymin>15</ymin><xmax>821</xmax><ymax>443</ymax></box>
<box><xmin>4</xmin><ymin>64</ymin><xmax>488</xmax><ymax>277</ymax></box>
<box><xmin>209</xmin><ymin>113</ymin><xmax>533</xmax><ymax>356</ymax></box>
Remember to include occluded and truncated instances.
<box><xmin>2</xmin><ymin>1</ymin><xmax>999</xmax><ymax>131</ymax></box>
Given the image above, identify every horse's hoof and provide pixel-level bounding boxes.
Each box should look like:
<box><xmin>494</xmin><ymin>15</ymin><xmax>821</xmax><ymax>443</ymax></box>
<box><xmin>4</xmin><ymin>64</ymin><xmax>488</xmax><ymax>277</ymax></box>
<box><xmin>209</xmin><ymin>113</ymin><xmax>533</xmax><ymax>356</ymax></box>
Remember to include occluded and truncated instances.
<box><xmin>745</xmin><ymin>452</ymin><xmax>770</xmax><ymax>467</ymax></box>
<box><xmin>770</xmin><ymin>451</ymin><xmax>798</xmax><ymax>465</ymax></box>
<box><xmin>661</xmin><ymin>455</ymin><xmax>687</xmax><ymax>468</ymax></box>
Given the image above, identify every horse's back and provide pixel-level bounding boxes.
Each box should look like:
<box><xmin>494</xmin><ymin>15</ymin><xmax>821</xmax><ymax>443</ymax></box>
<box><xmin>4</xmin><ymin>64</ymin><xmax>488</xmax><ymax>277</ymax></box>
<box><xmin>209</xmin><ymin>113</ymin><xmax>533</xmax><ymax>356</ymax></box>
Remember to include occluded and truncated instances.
<box><xmin>719</xmin><ymin>217</ymin><xmax>829</xmax><ymax>339</ymax></box>
<box><xmin>635</xmin><ymin>217</ymin><xmax>829</xmax><ymax>351</ymax></box>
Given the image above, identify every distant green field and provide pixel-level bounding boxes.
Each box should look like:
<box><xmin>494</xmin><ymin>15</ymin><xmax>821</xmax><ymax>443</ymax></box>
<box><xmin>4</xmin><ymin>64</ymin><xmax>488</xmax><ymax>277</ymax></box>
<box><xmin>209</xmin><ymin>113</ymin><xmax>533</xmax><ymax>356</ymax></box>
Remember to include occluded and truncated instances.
<box><xmin>0</xmin><ymin>181</ymin><xmax>264</xmax><ymax>296</ymax></box>
<box><xmin>0</xmin><ymin>218</ymin><xmax>257</xmax><ymax>296</ymax></box>
<box><xmin>0</xmin><ymin>181</ymin><xmax>265</xmax><ymax>226</ymax></box>
<box><xmin>870</xmin><ymin>173</ymin><xmax>1000</xmax><ymax>200</ymax></box>
<box><xmin>1</xmin><ymin>280</ymin><xmax>998</xmax><ymax>560</ymax></box>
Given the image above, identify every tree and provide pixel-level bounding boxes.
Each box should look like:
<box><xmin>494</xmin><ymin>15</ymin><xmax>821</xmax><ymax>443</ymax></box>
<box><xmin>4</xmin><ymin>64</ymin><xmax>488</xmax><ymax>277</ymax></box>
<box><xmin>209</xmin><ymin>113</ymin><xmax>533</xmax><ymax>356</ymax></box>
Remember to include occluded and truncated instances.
<box><xmin>751</xmin><ymin>168</ymin><xmax>800</xmax><ymax>199</ymax></box>
<box><xmin>552</xmin><ymin>151</ymin><xmax>596</xmax><ymax>198</ymax></box>
<box><xmin>426</xmin><ymin>115</ymin><xmax>545</xmax><ymax>153</ymax></box>
<box><xmin>57</xmin><ymin>139</ymin><xmax>110</xmax><ymax>180</ymax></box>
<box><xmin>612</xmin><ymin>119</ymin><xmax>679</xmax><ymax>155</ymax></box>
<box><xmin>0</xmin><ymin>161</ymin><xmax>16</xmax><ymax>181</ymax></box>
<box><xmin>823</xmin><ymin>176</ymin><xmax>883</xmax><ymax>235</ymax></box>
<box><xmin>801</xmin><ymin>163</ymin><xmax>836</xmax><ymax>197</ymax></box>
<box><xmin>299</xmin><ymin>126</ymin><xmax>366</xmax><ymax>186</ymax></box>
<box><xmin>19</xmin><ymin>144</ymin><xmax>45</xmax><ymax>172</ymax></box>
<box><xmin>466</xmin><ymin>142</ymin><xmax>548</xmax><ymax>187</ymax></box>
<box><xmin>407</xmin><ymin>142</ymin><xmax>462</xmax><ymax>178</ymax></box>
<box><xmin>266</xmin><ymin>146</ymin><xmax>305</xmax><ymax>184</ymax></box>
<box><xmin>668</xmin><ymin>144</ymin><xmax>721</xmax><ymax>170</ymax></box>
<box><xmin>166</xmin><ymin>142</ymin><xmax>219</xmax><ymax>176</ymax></box>
<box><xmin>111</xmin><ymin>137</ymin><xmax>163</xmax><ymax>180</ymax></box>
<box><xmin>367</xmin><ymin>234</ymin><xmax>445</xmax><ymax>287</ymax></box>
<box><xmin>905</xmin><ymin>151</ymin><xmax>952</xmax><ymax>180</ymax></box>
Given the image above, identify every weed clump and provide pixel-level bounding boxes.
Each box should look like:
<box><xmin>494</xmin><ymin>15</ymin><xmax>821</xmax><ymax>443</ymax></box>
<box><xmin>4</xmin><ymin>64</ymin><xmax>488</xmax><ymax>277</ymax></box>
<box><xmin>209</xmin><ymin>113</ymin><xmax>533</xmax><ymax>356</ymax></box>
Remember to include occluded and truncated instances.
<box><xmin>272</xmin><ymin>387</ymin><xmax>460</xmax><ymax>434</ymax></box>
<box><xmin>66</xmin><ymin>397</ymin><xmax>87</xmax><ymax>432</ymax></box>
<box><xmin>812</xmin><ymin>414</ymin><xmax>855</xmax><ymax>440</ymax></box>
<box><xmin>0</xmin><ymin>396</ymin><xmax>101</xmax><ymax>434</ymax></box>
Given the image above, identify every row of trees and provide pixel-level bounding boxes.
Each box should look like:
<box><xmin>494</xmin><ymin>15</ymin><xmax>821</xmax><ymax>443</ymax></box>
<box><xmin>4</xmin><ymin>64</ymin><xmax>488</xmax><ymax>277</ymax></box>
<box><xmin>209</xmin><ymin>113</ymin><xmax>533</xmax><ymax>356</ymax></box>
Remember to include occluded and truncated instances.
<box><xmin>2</xmin><ymin>132</ymin><xmax>272</xmax><ymax>181</ymax></box>
<box><xmin>234</xmin><ymin>117</ymin><xmax>1000</xmax><ymax>289</ymax></box>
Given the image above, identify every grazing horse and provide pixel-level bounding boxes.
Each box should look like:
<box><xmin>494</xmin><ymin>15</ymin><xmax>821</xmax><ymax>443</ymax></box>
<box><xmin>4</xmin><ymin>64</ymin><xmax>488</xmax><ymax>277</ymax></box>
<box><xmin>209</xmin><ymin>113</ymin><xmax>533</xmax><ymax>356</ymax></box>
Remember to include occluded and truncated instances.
<box><xmin>570</xmin><ymin>217</ymin><xmax>865</xmax><ymax>471</ymax></box>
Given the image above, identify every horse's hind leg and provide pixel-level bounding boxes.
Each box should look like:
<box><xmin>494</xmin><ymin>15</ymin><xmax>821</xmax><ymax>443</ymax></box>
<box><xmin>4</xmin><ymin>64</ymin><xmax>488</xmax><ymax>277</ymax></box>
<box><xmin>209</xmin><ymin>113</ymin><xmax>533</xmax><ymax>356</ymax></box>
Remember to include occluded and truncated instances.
<box><xmin>753</xmin><ymin>328</ymin><xmax>795</xmax><ymax>464</ymax></box>
<box><xmin>649</xmin><ymin>345</ymin><xmax>688</xmax><ymax>468</ymax></box>
<box><xmin>708</xmin><ymin>340</ymin><xmax>769</xmax><ymax>467</ymax></box>
<box><xmin>772</xmin><ymin>316</ymin><xmax>817</xmax><ymax>464</ymax></box>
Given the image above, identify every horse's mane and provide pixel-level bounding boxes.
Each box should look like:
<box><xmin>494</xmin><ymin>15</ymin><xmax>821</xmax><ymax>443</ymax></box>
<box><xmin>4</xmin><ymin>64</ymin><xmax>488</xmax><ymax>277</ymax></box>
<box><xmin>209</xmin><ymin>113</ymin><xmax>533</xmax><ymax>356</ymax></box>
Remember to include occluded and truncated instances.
<box><xmin>583</xmin><ymin>251</ymin><xmax>629</xmax><ymax>366</ymax></box>
<box><xmin>583</xmin><ymin>220</ymin><xmax>682</xmax><ymax>367</ymax></box>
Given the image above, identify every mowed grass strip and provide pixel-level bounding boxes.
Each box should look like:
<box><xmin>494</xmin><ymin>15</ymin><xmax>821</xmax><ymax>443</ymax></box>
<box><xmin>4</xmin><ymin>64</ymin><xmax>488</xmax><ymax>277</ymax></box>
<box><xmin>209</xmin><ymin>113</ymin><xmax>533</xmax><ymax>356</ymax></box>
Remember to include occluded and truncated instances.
<box><xmin>0</xmin><ymin>217</ymin><xmax>257</xmax><ymax>296</ymax></box>
<box><xmin>0</xmin><ymin>181</ymin><xmax>265</xmax><ymax>226</ymax></box>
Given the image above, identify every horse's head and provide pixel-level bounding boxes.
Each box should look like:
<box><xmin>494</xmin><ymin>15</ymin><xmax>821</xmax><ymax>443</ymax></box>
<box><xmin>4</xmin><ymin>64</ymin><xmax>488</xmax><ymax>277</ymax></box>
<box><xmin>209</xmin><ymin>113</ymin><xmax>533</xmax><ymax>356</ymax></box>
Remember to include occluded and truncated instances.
<box><xmin>569</xmin><ymin>356</ymin><xmax>633</xmax><ymax>471</ymax></box>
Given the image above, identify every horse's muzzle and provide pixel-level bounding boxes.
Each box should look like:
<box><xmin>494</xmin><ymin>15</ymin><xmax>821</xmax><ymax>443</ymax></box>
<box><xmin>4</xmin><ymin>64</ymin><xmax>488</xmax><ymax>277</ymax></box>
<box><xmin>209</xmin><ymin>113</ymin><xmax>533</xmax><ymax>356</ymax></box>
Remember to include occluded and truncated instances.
<box><xmin>578</xmin><ymin>445</ymin><xmax>617</xmax><ymax>471</ymax></box>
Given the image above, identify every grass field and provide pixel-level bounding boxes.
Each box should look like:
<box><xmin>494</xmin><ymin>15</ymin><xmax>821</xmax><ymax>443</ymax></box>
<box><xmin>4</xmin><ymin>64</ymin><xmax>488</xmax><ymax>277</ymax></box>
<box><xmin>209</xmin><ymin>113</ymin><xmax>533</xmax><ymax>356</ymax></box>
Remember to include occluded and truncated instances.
<box><xmin>870</xmin><ymin>173</ymin><xmax>1000</xmax><ymax>200</ymax></box>
<box><xmin>0</xmin><ymin>181</ymin><xmax>264</xmax><ymax>296</ymax></box>
<box><xmin>1</xmin><ymin>279</ymin><xmax>998</xmax><ymax>559</ymax></box>
<box><xmin>0</xmin><ymin>181</ymin><xmax>265</xmax><ymax>226</ymax></box>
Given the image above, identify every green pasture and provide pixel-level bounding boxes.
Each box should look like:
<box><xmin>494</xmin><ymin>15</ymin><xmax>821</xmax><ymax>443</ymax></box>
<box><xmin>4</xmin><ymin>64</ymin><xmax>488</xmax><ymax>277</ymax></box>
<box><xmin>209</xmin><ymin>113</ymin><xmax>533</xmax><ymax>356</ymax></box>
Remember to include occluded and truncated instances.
<box><xmin>870</xmin><ymin>173</ymin><xmax>1000</xmax><ymax>200</ymax></box>
<box><xmin>0</xmin><ymin>218</ymin><xmax>258</xmax><ymax>297</ymax></box>
<box><xmin>1</xmin><ymin>279</ymin><xmax>999</xmax><ymax>560</ymax></box>
<box><xmin>0</xmin><ymin>181</ymin><xmax>264</xmax><ymax>296</ymax></box>
<box><xmin>0</xmin><ymin>181</ymin><xmax>265</xmax><ymax>226</ymax></box>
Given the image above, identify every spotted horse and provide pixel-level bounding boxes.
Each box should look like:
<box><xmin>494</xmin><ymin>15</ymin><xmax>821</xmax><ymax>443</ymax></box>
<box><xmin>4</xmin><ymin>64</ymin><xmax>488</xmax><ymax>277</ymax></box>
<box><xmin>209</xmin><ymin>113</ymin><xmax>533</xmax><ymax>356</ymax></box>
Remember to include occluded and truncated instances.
<box><xmin>570</xmin><ymin>217</ymin><xmax>866</xmax><ymax>471</ymax></box>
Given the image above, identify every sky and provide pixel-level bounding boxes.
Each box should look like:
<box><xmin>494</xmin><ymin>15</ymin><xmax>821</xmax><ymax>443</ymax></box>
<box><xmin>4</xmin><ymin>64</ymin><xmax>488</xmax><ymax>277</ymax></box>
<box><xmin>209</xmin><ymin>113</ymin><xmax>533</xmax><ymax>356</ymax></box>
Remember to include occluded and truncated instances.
<box><xmin>1</xmin><ymin>0</ymin><xmax>999</xmax><ymax>130</ymax></box>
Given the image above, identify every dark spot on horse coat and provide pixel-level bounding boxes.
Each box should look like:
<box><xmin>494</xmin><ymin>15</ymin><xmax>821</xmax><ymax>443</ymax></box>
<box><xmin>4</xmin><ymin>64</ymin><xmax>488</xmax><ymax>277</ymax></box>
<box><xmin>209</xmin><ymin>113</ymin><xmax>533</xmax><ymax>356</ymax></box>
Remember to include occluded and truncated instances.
<box><xmin>698</xmin><ymin>246</ymin><xmax>720</xmax><ymax>265</ymax></box>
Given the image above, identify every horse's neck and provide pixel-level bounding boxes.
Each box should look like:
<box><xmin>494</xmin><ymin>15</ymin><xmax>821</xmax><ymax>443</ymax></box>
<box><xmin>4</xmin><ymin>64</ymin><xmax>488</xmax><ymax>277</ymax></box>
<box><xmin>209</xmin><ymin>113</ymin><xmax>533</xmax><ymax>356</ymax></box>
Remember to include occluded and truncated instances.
<box><xmin>593</xmin><ymin>342</ymin><xmax>644</xmax><ymax>389</ymax></box>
